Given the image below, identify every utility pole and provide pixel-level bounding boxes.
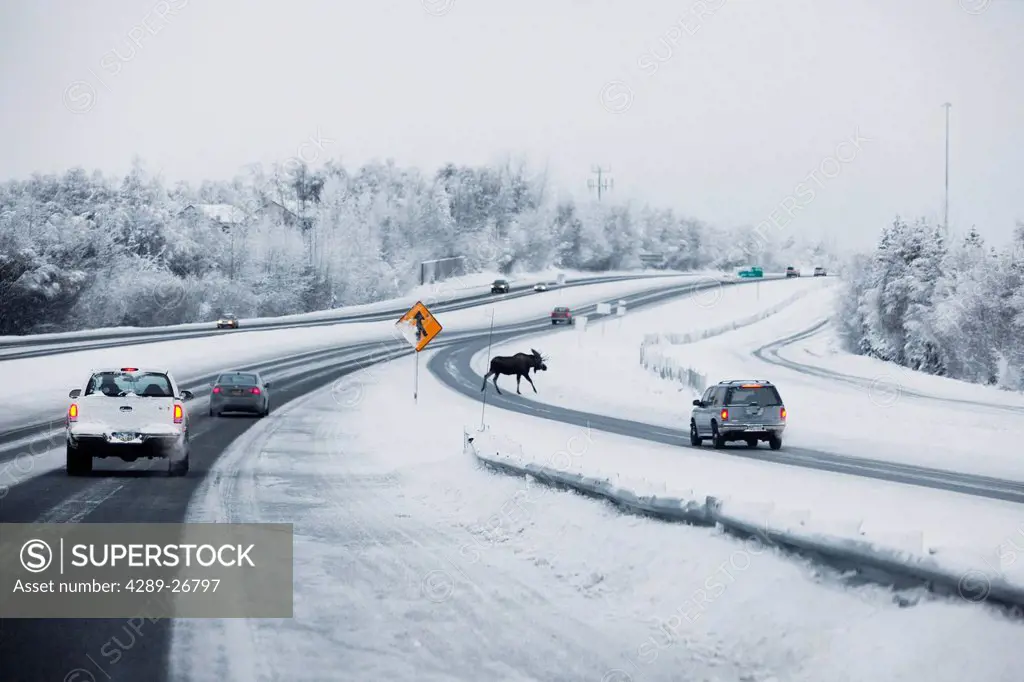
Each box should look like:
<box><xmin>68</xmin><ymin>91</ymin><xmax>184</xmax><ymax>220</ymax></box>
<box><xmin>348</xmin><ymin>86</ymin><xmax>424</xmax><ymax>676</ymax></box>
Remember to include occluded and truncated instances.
<box><xmin>588</xmin><ymin>165</ymin><xmax>613</xmax><ymax>201</ymax></box>
<box><xmin>942</xmin><ymin>102</ymin><xmax>951</xmax><ymax>232</ymax></box>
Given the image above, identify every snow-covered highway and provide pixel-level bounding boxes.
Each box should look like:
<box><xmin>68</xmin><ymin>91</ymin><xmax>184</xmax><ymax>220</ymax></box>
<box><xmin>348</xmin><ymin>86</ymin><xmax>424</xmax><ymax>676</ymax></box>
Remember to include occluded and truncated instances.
<box><xmin>0</xmin><ymin>273</ymin><xmax>748</xmax><ymax>681</ymax></box>
<box><xmin>2</xmin><ymin>272</ymin><xmax>1022</xmax><ymax>682</ymax></box>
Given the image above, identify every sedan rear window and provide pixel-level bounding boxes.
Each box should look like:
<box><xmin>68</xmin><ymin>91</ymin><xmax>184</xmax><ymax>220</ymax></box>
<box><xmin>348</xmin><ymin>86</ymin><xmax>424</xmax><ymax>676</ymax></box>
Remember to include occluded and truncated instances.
<box><xmin>725</xmin><ymin>386</ymin><xmax>782</xmax><ymax>406</ymax></box>
<box><xmin>217</xmin><ymin>373</ymin><xmax>257</xmax><ymax>385</ymax></box>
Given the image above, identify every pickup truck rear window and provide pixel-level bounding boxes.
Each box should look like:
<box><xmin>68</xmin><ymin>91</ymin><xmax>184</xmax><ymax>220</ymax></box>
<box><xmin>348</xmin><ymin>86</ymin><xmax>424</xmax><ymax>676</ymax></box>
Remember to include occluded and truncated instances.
<box><xmin>85</xmin><ymin>372</ymin><xmax>173</xmax><ymax>397</ymax></box>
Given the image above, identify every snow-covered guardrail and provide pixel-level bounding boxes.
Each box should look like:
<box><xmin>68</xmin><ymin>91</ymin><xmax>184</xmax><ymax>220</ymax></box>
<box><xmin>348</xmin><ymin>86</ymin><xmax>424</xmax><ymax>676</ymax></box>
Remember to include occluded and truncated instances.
<box><xmin>636</xmin><ymin>287</ymin><xmax>814</xmax><ymax>394</ymax></box>
<box><xmin>640</xmin><ymin>287</ymin><xmax>813</xmax><ymax>348</ymax></box>
<box><xmin>463</xmin><ymin>427</ymin><xmax>1024</xmax><ymax>612</ymax></box>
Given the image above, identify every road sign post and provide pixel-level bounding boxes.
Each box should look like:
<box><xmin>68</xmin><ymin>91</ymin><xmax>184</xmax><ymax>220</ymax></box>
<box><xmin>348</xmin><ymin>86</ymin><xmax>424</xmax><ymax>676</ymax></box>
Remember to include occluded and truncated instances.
<box><xmin>395</xmin><ymin>301</ymin><xmax>443</xmax><ymax>403</ymax></box>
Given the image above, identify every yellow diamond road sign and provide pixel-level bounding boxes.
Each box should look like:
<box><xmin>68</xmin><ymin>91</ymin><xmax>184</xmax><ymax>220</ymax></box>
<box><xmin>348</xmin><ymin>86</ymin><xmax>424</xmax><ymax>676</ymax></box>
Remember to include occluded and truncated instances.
<box><xmin>396</xmin><ymin>301</ymin><xmax>442</xmax><ymax>352</ymax></box>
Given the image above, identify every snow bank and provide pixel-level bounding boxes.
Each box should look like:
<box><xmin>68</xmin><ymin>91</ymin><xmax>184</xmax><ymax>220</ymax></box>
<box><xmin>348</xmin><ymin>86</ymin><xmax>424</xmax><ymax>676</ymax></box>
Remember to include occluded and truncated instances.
<box><xmin>464</xmin><ymin>426</ymin><xmax>1024</xmax><ymax>611</ymax></box>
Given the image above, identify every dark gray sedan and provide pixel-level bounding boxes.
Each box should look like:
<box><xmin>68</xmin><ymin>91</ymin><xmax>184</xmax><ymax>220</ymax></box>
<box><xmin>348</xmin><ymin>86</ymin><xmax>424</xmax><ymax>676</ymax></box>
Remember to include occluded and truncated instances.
<box><xmin>209</xmin><ymin>371</ymin><xmax>271</xmax><ymax>417</ymax></box>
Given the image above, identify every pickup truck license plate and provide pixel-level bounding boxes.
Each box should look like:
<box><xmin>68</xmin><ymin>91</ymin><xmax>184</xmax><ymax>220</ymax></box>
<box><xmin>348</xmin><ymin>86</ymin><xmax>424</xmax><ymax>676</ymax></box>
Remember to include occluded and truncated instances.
<box><xmin>745</xmin><ymin>425</ymin><xmax>764</xmax><ymax>432</ymax></box>
<box><xmin>111</xmin><ymin>432</ymin><xmax>138</xmax><ymax>442</ymax></box>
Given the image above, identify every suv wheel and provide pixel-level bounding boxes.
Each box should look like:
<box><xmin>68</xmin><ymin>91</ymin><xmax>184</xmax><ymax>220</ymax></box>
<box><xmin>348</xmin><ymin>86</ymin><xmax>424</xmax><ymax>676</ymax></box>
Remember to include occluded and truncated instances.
<box><xmin>689</xmin><ymin>421</ymin><xmax>702</xmax><ymax>446</ymax></box>
<box><xmin>768</xmin><ymin>434</ymin><xmax>782</xmax><ymax>450</ymax></box>
<box><xmin>711</xmin><ymin>423</ymin><xmax>725</xmax><ymax>449</ymax></box>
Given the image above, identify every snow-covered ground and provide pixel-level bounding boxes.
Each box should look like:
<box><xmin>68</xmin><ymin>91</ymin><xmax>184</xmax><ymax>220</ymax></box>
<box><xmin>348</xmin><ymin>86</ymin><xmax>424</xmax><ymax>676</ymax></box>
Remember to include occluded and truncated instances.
<box><xmin>0</xmin><ymin>267</ymin><xmax>692</xmax><ymax>344</ymax></box>
<box><xmin>470</xmin><ymin>276</ymin><xmax>828</xmax><ymax>426</ymax></box>
<box><xmin>472</xmin><ymin>277</ymin><xmax>1024</xmax><ymax>481</ymax></box>
<box><xmin>170</xmin><ymin>347</ymin><xmax>1024</xmax><ymax>682</ymax></box>
<box><xmin>0</xmin><ymin>275</ymin><xmax>696</xmax><ymax>430</ymax></box>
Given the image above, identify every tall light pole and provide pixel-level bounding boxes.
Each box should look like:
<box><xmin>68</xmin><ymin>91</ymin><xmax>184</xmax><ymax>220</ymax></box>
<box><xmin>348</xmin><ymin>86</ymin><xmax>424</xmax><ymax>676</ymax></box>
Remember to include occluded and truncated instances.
<box><xmin>942</xmin><ymin>102</ymin><xmax>951</xmax><ymax>231</ymax></box>
<box><xmin>588</xmin><ymin>165</ymin><xmax>613</xmax><ymax>201</ymax></box>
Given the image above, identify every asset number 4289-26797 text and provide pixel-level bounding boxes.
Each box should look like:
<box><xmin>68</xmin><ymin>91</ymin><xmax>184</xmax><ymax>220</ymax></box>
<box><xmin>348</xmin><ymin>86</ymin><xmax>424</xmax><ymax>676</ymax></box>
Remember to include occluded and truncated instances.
<box><xmin>125</xmin><ymin>578</ymin><xmax>221</xmax><ymax>592</ymax></box>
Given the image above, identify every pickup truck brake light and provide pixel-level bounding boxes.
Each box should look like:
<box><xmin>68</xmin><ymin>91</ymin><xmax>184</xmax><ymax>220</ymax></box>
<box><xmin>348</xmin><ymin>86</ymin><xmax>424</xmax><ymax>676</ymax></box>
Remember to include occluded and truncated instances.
<box><xmin>780</xmin><ymin>407</ymin><xmax>787</xmax><ymax>419</ymax></box>
<box><xmin>68</xmin><ymin>403</ymin><xmax>78</xmax><ymax>422</ymax></box>
<box><xmin>173</xmin><ymin>404</ymin><xmax>184</xmax><ymax>423</ymax></box>
<box><xmin>121</xmin><ymin>367</ymin><xmax>138</xmax><ymax>372</ymax></box>
<box><xmin>720</xmin><ymin>409</ymin><xmax>729</xmax><ymax>420</ymax></box>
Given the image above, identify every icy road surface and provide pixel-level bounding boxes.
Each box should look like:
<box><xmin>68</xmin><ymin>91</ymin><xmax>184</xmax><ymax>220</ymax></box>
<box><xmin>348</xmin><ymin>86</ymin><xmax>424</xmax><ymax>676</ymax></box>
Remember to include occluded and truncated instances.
<box><xmin>171</xmin><ymin>354</ymin><xmax>1023</xmax><ymax>682</ymax></box>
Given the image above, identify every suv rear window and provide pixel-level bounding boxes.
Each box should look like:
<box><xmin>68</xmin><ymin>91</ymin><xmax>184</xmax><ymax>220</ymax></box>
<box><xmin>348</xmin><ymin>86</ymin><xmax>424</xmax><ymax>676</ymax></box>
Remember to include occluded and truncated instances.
<box><xmin>86</xmin><ymin>372</ymin><xmax>172</xmax><ymax>397</ymax></box>
<box><xmin>724</xmin><ymin>385</ymin><xmax>782</xmax><ymax>406</ymax></box>
<box><xmin>217</xmin><ymin>373</ymin><xmax>257</xmax><ymax>385</ymax></box>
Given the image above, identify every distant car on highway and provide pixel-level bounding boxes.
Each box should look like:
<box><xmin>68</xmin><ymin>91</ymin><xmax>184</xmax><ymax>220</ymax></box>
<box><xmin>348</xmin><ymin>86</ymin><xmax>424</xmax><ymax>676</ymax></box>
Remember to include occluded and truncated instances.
<box><xmin>785</xmin><ymin>266</ymin><xmax>800</xmax><ymax>278</ymax></box>
<box><xmin>491</xmin><ymin>279</ymin><xmax>510</xmax><ymax>294</ymax></box>
<box><xmin>550</xmin><ymin>306</ymin><xmax>574</xmax><ymax>325</ymax></box>
<box><xmin>209</xmin><ymin>370</ymin><xmax>271</xmax><ymax>417</ymax></box>
<box><xmin>689</xmin><ymin>379</ymin><xmax>786</xmax><ymax>450</ymax></box>
<box><xmin>533</xmin><ymin>282</ymin><xmax>549</xmax><ymax>292</ymax></box>
<box><xmin>216</xmin><ymin>313</ymin><xmax>239</xmax><ymax>329</ymax></box>
<box><xmin>738</xmin><ymin>266</ymin><xmax>763</xmax><ymax>278</ymax></box>
<box><xmin>813</xmin><ymin>266</ymin><xmax>827</xmax><ymax>277</ymax></box>
<box><xmin>65</xmin><ymin>367</ymin><xmax>194</xmax><ymax>476</ymax></box>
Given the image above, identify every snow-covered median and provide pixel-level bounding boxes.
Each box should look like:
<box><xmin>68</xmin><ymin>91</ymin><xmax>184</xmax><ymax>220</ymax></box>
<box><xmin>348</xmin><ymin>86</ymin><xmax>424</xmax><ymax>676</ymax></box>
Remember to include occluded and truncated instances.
<box><xmin>0</xmin><ymin>267</ymin><xmax>690</xmax><ymax>344</ymax></box>
<box><xmin>0</xmin><ymin>275</ymin><xmax>697</xmax><ymax>429</ymax></box>
<box><xmin>470</xmin><ymin>276</ymin><xmax>827</xmax><ymax>426</ymax></box>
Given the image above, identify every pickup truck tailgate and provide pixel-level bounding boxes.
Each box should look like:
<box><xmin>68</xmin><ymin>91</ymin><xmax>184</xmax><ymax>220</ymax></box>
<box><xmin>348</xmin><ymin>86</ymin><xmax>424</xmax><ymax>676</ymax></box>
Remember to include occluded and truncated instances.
<box><xmin>73</xmin><ymin>394</ymin><xmax>178</xmax><ymax>433</ymax></box>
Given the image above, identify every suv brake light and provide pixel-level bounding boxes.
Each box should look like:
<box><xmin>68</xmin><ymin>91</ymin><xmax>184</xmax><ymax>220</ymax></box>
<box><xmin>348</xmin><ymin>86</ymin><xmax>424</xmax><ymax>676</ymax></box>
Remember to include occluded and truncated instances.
<box><xmin>780</xmin><ymin>407</ymin><xmax>787</xmax><ymax>419</ymax></box>
<box><xmin>212</xmin><ymin>386</ymin><xmax>221</xmax><ymax>394</ymax></box>
<box><xmin>720</xmin><ymin>409</ymin><xmax>729</xmax><ymax>420</ymax></box>
<box><xmin>173</xmin><ymin>404</ymin><xmax>184</xmax><ymax>423</ymax></box>
<box><xmin>68</xmin><ymin>403</ymin><xmax>78</xmax><ymax>422</ymax></box>
<box><xmin>250</xmin><ymin>387</ymin><xmax>261</xmax><ymax>395</ymax></box>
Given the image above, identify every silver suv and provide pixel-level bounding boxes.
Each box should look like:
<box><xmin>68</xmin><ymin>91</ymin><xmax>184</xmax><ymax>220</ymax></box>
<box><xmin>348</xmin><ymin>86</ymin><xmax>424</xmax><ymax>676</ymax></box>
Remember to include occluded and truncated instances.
<box><xmin>690</xmin><ymin>380</ymin><xmax>786</xmax><ymax>450</ymax></box>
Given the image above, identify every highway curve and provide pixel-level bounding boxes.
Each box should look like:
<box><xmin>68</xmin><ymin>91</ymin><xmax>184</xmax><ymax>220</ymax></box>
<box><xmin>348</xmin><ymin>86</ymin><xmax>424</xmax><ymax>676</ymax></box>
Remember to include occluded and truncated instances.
<box><xmin>752</xmin><ymin>318</ymin><xmax>1024</xmax><ymax>415</ymax></box>
<box><xmin>427</xmin><ymin>325</ymin><xmax>1024</xmax><ymax>505</ymax></box>
<box><xmin>0</xmin><ymin>273</ymin><xmax>680</xmax><ymax>362</ymax></box>
<box><xmin>0</xmin><ymin>275</ymin><xmax>727</xmax><ymax>682</ymax></box>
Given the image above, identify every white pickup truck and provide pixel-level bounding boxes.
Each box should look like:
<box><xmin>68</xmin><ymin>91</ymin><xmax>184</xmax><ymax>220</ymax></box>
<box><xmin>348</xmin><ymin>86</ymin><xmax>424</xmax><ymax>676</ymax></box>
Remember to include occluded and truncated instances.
<box><xmin>65</xmin><ymin>367</ymin><xmax>194</xmax><ymax>476</ymax></box>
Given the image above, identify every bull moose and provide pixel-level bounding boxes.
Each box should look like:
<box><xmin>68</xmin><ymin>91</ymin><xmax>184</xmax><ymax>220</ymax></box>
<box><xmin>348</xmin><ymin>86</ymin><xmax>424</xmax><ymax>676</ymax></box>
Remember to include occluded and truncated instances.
<box><xmin>481</xmin><ymin>348</ymin><xmax>548</xmax><ymax>395</ymax></box>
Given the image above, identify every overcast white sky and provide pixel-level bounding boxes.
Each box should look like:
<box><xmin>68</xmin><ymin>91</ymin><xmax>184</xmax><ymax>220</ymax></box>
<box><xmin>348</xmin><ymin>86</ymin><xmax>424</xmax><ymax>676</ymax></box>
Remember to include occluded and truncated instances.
<box><xmin>1</xmin><ymin>0</ymin><xmax>1021</xmax><ymax>250</ymax></box>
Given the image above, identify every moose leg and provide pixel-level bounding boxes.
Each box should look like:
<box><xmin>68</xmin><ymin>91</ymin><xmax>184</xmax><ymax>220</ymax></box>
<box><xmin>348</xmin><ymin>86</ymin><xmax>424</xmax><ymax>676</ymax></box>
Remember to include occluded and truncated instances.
<box><xmin>524</xmin><ymin>373</ymin><xmax>537</xmax><ymax>393</ymax></box>
<box><xmin>516</xmin><ymin>374</ymin><xmax>523</xmax><ymax>394</ymax></box>
<box><xmin>492</xmin><ymin>374</ymin><xmax>502</xmax><ymax>395</ymax></box>
<box><xmin>481</xmin><ymin>371</ymin><xmax>492</xmax><ymax>392</ymax></box>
